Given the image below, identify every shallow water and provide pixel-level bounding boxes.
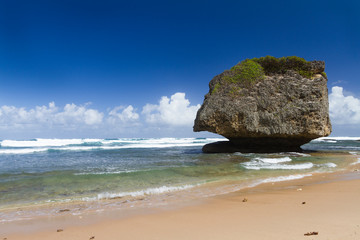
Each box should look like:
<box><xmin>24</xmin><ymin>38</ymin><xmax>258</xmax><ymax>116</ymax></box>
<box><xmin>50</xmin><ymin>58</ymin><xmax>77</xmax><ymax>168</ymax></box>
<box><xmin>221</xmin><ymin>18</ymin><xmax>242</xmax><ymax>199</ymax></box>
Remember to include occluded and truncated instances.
<box><xmin>0</xmin><ymin>137</ymin><xmax>359</xmax><ymax>222</ymax></box>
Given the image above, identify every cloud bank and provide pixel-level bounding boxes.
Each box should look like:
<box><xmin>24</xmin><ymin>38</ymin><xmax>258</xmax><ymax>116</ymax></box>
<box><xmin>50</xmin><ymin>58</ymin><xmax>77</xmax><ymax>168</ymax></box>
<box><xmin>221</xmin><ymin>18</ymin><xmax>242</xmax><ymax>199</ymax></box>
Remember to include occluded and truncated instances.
<box><xmin>329</xmin><ymin>86</ymin><xmax>360</xmax><ymax>125</ymax></box>
<box><xmin>0</xmin><ymin>102</ymin><xmax>103</xmax><ymax>129</ymax></box>
<box><xmin>0</xmin><ymin>92</ymin><xmax>200</xmax><ymax>138</ymax></box>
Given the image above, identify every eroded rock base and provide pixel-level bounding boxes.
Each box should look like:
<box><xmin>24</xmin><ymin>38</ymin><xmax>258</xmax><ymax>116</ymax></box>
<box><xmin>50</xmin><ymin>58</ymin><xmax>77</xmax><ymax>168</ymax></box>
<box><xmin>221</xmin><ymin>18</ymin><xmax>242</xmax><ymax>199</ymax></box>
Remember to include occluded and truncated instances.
<box><xmin>202</xmin><ymin>137</ymin><xmax>311</xmax><ymax>153</ymax></box>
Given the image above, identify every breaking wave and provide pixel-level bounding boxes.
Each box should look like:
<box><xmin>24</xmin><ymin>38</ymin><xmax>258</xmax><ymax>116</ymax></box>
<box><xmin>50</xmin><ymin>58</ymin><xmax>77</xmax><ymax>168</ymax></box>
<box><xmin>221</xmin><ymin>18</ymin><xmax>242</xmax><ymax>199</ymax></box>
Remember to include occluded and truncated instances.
<box><xmin>240</xmin><ymin>156</ymin><xmax>314</xmax><ymax>170</ymax></box>
<box><xmin>254</xmin><ymin>157</ymin><xmax>292</xmax><ymax>164</ymax></box>
<box><xmin>0</xmin><ymin>138</ymin><xmax>225</xmax><ymax>155</ymax></box>
<box><xmin>242</xmin><ymin>161</ymin><xmax>314</xmax><ymax>170</ymax></box>
<box><xmin>313</xmin><ymin>137</ymin><xmax>360</xmax><ymax>142</ymax></box>
<box><xmin>260</xmin><ymin>174</ymin><xmax>313</xmax><ymax>183</ymax></box>
<box><xmin>83</xmin><ymin>184</ymin><xmax>199</xmax><ymax>201</ymax></box>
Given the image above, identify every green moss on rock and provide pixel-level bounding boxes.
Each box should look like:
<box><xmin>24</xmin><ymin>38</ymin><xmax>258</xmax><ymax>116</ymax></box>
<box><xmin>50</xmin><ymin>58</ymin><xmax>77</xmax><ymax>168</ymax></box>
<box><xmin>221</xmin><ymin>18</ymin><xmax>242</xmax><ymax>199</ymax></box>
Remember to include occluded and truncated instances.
<box><xmin>212</xmin><ymin>82</ymin><xmax>221</xmax><ymax>94</ymax></box>
<box><xmin>215</xmin><ymin>56</ymin><xmax>323</xmax><ymax>95</ymax></box>
<box><xmin>229</xmin><ymin>86</ymin><xmax>242</xmax><ymax>97</ymax></box>
<box><xmin>252</xmin><ymin>56</ymin><xmax>313</xmax><ymax>78</ymax></box>
<box><xmin>223</xmin><ymin>60</ymin><xmax>265</xmax><ymax>85</ymax></box>
<box><xmin>298</xmin><ymin>70</ymin><xmax>313</xmax><ymax>79</ymax></box>
<box><xmin>321</xmin><ymin>72</ymin><xmax>327</xmax><ymax>79</ymax></box>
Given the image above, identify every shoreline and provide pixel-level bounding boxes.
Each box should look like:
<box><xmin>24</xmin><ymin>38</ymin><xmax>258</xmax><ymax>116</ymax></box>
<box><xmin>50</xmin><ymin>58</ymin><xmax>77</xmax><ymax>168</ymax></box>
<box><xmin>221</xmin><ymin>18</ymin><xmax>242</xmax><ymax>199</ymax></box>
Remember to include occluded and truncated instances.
<box><xmin>0</xmin><ymin>151</ymin><xmax>356</xmax><ymax>226</ymax></box>
<box><xmin>2</xmin><ymin>162</ymin><xmax>360</xmax><ymax>240</ymax></box>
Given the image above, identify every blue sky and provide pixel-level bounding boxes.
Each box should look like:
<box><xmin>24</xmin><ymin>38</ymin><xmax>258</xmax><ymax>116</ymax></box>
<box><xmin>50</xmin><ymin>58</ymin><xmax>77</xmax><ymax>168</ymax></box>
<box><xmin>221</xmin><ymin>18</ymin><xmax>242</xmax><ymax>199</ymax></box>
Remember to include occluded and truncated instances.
<box><xmin>0</xmin><ymin>0</ymin><xmax>360</xmax><ymax>139</ymax></box>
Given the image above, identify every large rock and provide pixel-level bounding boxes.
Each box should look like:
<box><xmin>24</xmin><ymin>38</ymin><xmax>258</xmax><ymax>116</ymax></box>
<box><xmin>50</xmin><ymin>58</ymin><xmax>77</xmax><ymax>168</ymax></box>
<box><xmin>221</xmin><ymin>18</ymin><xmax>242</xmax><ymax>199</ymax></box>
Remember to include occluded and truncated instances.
<box><xmin>194</xmin><ymin>56</ymin><xmax>331</xmax><ymax>153</ymax></box>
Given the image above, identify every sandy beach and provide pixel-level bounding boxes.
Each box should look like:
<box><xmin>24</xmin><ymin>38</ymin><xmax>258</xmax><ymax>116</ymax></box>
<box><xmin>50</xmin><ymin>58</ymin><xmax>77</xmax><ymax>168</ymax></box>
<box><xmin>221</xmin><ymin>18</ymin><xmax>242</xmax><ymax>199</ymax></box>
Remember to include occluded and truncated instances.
<box><xmin>2</xmin><ymin>168</ymin><xmax>360</xmax><ymax>240</ymax></box>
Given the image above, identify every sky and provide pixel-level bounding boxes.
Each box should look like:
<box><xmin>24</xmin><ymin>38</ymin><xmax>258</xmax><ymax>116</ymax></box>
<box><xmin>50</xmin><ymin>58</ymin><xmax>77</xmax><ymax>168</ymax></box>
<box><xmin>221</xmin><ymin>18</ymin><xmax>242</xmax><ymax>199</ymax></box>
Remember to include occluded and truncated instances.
<box><xmin>0</xmin><ymin>0</ymin><xmax>360</xmax><ymax>139</ymax></box>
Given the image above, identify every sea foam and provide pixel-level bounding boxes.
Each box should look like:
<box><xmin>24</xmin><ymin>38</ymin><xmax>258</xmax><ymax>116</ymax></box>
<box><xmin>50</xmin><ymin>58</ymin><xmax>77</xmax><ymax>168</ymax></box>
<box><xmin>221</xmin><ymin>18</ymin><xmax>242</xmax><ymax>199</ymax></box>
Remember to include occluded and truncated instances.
<box><xmin>351</xmin><ymin>158</ymin><xmax>360</xmax><ymax>166</ymax></box>
<box><xmin>285</xmin><ymin>152</ymin><xmax>311</xmax><ymax>157</ymax></box>
<box><xmin>0</xmin><ymin>137</ymin><xmax>225</xmax><ymax>155</ymax></box>
<box><xmin>320</xmin><ymin>162</ymin><xmax>337</xmax><ymax>168</ymax></box>
<box><xmin>241</xmin><ymin>156</ymin><xmax>314</xmax><ymax>170</ymax></box>
<box><xmin>254</xmin><ymin>157</ymin><xmax>292</xmax><ymax>164</ymax></box>
<box><xmin>83</xmin><ymin>184</ymin><xmax>198</xmax><ymax>201</ymax></box>
<box><xmin>313</xmin><ymin>137</ymin><xmax>360</xmax><ymax>142</ymax></box>
<box><xmin>0</xmin><ymin>138</ymin><xmax>102</xmax><ymax>147</ymax></box>
<box><xmin>0</xmin><ymin>137</ymin><xmax>225</xmax><ymax>147</ymax></box>
<box><xmin>0</xmin><ymin>148</ymin><xmax>49</xmax><ymax>154</ymax></box>
<box><xmin>260</xmin><ymin>174</ymin><xmax>312</xmax><ymax>183</ymax></box>
<box><xmin>242</xmin><ymin>162</ymin><xmax>314</xmax><ymax>170</ymax></box>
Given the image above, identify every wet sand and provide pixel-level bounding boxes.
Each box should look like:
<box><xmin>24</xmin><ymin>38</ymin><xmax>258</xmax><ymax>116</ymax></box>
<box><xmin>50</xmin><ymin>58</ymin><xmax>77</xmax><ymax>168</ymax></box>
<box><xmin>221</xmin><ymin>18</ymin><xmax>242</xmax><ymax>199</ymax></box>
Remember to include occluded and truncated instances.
<box><xmin>2</xmin><ymin>168</ymin><xmax>360</xmax><ymax>240</ymax></box>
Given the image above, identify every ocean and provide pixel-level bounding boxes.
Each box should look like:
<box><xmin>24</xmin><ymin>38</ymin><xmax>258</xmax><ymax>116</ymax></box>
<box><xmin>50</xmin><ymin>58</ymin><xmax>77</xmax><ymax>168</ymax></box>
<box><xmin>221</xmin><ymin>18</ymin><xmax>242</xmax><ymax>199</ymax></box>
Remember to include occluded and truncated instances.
<box><xmin>0</xmin><ymin>137</ymin><xmax>359</xmax><ymax>222</ymax></box>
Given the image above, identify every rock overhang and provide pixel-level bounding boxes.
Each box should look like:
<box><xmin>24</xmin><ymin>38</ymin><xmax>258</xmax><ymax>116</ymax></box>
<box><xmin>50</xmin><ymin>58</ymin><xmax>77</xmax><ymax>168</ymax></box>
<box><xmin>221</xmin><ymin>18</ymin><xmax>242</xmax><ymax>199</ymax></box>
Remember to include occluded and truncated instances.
<box><xmin>193</xmin><ymin>56</ymin><xmax>332</xmax><ymax>153</ymax></box>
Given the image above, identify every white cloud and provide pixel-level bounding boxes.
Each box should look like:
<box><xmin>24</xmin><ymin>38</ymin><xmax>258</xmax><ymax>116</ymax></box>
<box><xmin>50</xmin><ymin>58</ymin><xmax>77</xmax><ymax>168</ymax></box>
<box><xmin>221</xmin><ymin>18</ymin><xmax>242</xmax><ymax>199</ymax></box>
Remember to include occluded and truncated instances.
<box><xmin>0</xmin><ymin>102</ymin><xmax>103</xmax><ymax>129</ymax></box>
<box><xmin>142</xmin><ymin>92</ymin><xmax>200</xmax><ymax>126</ymax></box>
<box><xmin>108</xmin><ymin>105</ymin><xmax>139</xmax><ymax>124</ymax></box>
<box><xmin>0</xmin><ymin>92</ymin><xmax>201</xmax><ymax>138</ymax></box>
<box><xmin>56</xmin><ymin>103</ymin><xmax>103</xmax><ymax>126</ymax></box>
<box><xmin>329</xmin><ymin>86</ymin><xmax>360</xmax><ymax>124</ymax></box>
<box><xmin>0</xmin><ymin>102</ymin><xmax>57</xmax><ymax>127</ymax></box>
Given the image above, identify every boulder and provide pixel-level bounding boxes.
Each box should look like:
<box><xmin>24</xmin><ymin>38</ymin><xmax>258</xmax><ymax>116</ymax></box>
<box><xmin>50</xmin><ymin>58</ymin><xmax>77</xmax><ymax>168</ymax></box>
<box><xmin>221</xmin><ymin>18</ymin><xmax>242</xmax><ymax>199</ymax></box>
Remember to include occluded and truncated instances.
<box><xmin>193</xmin><ymin>56</ymin><xmax>331</xmax><ymax>153</ymax></box>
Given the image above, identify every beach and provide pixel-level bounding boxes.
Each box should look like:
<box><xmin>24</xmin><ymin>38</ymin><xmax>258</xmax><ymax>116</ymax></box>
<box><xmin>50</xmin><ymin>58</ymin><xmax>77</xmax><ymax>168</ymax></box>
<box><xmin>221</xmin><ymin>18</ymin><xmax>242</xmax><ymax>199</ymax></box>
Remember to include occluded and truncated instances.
<box><xmin>1</xmin><ymin>138</ymin><xmax>360</xmax><ymax>239</ymax></box>
<box><xmin>2</xmin><ymin>169</ymin><xmax>360</xmax><ymax>240</ymax></box>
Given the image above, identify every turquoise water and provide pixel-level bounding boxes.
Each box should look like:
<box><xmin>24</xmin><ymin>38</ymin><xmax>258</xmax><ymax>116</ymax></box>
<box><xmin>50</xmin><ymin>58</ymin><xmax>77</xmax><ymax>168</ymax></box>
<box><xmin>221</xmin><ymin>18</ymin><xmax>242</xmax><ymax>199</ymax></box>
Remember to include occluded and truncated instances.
<box><xmin>0</xmin><ymin>137</ymin><xmax>359</xmax><ymax>211</ymax></box>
